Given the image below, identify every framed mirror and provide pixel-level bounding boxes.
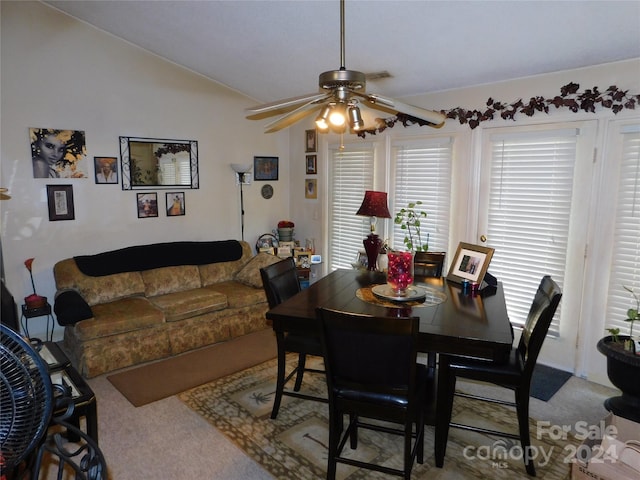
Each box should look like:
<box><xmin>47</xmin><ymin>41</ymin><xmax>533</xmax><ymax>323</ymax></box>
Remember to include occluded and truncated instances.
<box><xmin>119</xmin><ymin>136</ymin><xmax>199</xmax><ymax>190</ymax></box>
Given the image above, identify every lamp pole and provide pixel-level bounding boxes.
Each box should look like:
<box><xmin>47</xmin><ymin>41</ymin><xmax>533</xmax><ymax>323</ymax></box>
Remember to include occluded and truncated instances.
<box><xmin>238</xmin><ymin>172</ymin><xmax>246</xmax><ymax>241</ymax></box>
<box><xmin>230</xmin><ymin>163</ymin><xmax>252</xmax><ymax>242</ymax></box>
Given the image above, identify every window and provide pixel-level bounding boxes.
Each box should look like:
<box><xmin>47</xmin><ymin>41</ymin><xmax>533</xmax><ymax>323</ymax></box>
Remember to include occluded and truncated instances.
<box><xmin>484</xmin><ymin>128</ymin><xmax>580</xmax><ymax>333</ymax></box>
<box><xmin>328</xmin><ymin>144</ymin><xmax>375</xmax><ymax>270</ymax></box>
<box><xmin>391</xmin><ymin>137</ymin><xmax>452</xmax><ymax>253</ymax></box>
<box><xmin>605</xmin><ymin>124</ymin><xmax>640</xmax><ymax>334</ymax></box>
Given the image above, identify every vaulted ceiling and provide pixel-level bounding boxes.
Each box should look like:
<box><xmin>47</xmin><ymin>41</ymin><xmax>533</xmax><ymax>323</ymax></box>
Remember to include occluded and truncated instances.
<box><xmin>45</xmin><ymin>0</ymin><xmax>640</xmax><ymax>104</ymax></box>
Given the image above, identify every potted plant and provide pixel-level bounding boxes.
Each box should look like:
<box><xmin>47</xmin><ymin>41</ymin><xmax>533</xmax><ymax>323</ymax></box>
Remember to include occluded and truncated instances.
<box><xmin>393</xmin><ymin>201</ymin><xmax>429</xmax><ymax>252</ymax></box>
<box><xmin>596</xmin><ymin>285</ymin><xmax>640</xmax><ymax>422</ymax></box>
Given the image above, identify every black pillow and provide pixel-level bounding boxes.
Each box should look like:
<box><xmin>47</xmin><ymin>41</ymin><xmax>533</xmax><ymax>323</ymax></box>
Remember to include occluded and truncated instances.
<box><xmin>54</xmin><ymin>290</ymin><xmax>93</xmax><ymax>326</ymax></box>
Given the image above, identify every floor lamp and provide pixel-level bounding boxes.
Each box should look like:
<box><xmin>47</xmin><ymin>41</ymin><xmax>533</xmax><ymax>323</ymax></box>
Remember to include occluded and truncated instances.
<box><xmin>356</xmin><ymin>190</ymin><xmax>391</xmax><ymax>271</ymax></box>
<box><xmin>230</xmin><ymin>163</ymin><xmax>252</xmax><ymax>241</ymax></box>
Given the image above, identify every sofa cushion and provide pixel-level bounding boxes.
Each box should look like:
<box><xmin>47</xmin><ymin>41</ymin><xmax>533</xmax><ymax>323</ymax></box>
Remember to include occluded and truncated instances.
<box><xmin>73</xmin><ymin>297</ymin><xmax>164</xmax><ymax>341</ymax></box>
<box><xmin>54</xmin><ymin>258</ymin><xmax>145</xmax><ymax>306</ymax></box>
<box><xmin>234</xmin><ymin>252</ymin><xmax>282</xmax><ymax>288</ymax></box>
<box><xmin>148</xmin><ymin>288</ymin><xmax>227</xmax><ymax>322</ymax></box>
<box><xmin>199</xmin><ymin>241</ymin><xmax>254</xmax><ymax>285</ymax></box>
<box><xmin>141</xmin><ymin>265</ymin><xmax>201</xmax><ymax>297</ymax></box>
<box><xmin>205</xmin><ymin>281</ymin><xmax>267</xmax><ymax>309</ymax></box>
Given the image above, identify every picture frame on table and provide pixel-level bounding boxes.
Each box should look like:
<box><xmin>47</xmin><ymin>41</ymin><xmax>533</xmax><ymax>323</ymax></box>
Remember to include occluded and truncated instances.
<box><xmin>46</xmin><ymin>185</ymin><xmax>75</xmax><ymax>221</ymax></box>
<box><xmin>305</xmin><ymin>129</ymin><xmax>317</xmax><ymax>152</ymax></box>
<box><xmin>306</xmin><ymin>155</ymin><xmax>317</xmax><ymax>174</ymax></box>
<box><xmin>294</xmin><ymin>250</ymin><xmax>312</xmax><ymax>268</ymax></box>
<box><xmin>254</xmin><ymin>156</ymin><xmax>278</xmax><ymax>181</ymax></box>
<box><xmin>446</xmin><ymin>242</ymin><xmax>494</xmax><ymax>285</ymax></box>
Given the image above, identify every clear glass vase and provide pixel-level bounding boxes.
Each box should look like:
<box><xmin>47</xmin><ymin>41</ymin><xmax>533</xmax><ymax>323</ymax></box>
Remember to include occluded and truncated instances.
<box><xmin>387</xmin><ymin>251</ymin><xmax>414</xmax><ymax>296</ymax></box>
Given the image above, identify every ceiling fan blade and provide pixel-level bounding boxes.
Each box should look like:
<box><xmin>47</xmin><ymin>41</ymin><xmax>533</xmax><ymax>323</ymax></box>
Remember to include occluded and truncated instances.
<box><xmin>357</xmin><ymin>93</ymin><xmax>446</xmax><ymax>126</ymax></box>
<box><xmin>246</xmin><ymin>92</ymin><xmax>330</xmax><ymax>120</ymax></box>
<box><xmin>263</xmin><ymin>99</ymin><xmax>327</xmax><ymax>133</ymax></box>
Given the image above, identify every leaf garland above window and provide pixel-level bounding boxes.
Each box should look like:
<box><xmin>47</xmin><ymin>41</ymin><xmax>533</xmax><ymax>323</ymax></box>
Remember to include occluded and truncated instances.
<box><xmin>357</xmin><ymin>83</ymin><xmax>640</xmax><ymax>137</ymax></box>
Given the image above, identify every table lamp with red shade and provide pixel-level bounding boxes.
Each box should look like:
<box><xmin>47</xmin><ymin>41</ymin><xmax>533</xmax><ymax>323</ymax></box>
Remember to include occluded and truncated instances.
<box><xmin>356</xmin><ymin>191</ymin><xmax>391</xmax><ymax>271</ymax></box>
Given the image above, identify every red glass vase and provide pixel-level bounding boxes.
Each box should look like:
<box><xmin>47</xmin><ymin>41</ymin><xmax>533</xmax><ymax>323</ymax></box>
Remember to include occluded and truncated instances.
<box><xmin>387</xmin><ymin>251</ymin><xmax>414</xmax><ymax>296</ymax></box>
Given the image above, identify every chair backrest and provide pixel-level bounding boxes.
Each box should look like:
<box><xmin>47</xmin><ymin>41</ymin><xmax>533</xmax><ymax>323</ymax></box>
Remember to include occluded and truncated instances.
<box><xmin>316</xmin><ymin>308</ymin><xmax>420</xmax><ymax>402</ymax></box>
<box><xmin>518</xmin><ymin>275</ymin><xmax>562</xmax><ymax>376</ymax></box>
<box><xmin>260</xmin><ymin>257</ymin><xmax>301</xmax><ymax>309</ymax></box>
<box><xmin>414</xmin><ymin>251</ymin><xmax>446</xmax><ymax>277</ymax></box>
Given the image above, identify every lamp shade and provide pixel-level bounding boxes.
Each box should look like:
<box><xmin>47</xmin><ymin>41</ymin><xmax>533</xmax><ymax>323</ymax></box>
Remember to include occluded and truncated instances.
<box><xmin>356</xmin><ymin>191</ymin><xmax>391</xmax><ymax>219</ymax></box>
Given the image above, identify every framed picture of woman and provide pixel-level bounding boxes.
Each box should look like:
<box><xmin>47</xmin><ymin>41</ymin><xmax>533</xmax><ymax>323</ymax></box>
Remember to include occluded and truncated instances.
<box><xmin>166</xmin><ymin>192</ymin><xmax>186</xmax><ymax>216</ymax></box>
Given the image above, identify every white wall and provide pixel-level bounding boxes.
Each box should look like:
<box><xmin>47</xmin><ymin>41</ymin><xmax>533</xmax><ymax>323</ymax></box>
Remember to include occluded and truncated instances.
<box><xmin>0</xmin><ymin>1</ymin><xmax>290</xmax><ymax>339</ymax></box>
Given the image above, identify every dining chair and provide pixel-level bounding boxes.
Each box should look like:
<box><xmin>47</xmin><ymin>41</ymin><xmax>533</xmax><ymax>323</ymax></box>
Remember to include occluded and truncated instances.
<box><xmin>436</xmin><ymin>275</ymin><xmax>562</xmax><ymax>476</ymax></box>
<box><xmin>413</xmin><ymin>251</ymin><xmax>446</xmax><ymax>370</ymax></box>
<box><xmin>317</xmin><ymin>307</ymin><xmax>429</xmax><ymax>480</ymax></box>
<box><xmin>260</xmin><ymin>257</ymin><xmax>325</xmax><ymax>419</ymax></box>
<box><xmin>413</xmin><ymin>251</ymin><xmax>446</xmax><ymax>278</ymax></box>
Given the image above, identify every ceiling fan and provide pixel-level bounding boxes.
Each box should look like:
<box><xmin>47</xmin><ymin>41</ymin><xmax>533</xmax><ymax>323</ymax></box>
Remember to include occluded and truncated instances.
<box><xmin>245</xmin><ymin>0</ymin><xmax>446</xmax><ymax>134</ymax></box>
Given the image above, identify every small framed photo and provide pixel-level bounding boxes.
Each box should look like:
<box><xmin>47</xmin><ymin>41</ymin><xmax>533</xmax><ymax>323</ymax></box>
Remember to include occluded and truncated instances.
<box><xmin>305</xmin><ymin>129</ymin><xmax>317</xmax><ymax>152</ymax></box>
<box><xmin>305</xmin><ymin>179</ymin><xmax>317</xmax><ymax>199</ymax></box>
<box><xmin>306</xmin><ymin>155</ymin><xmax>317</xmax><ymax>174</ymax></box>
<box><xmin>166</xmin><ymin>192</ymin><xmax>185</xmax><ymax>216</ymax></box>
<box><xmin>254</xmin><ymin>156</ymin><xmax>278</xmax><ymax>181</ymax></box>
<box><xmin>294</xmin><ymin>250</ymin><xmax>312</xmax><ymax>268</ymax></box>
<box><xmin>351</xmin><ymin>250</ymin><xmax>368</xmax><ymax>270</ymax></box>
<box><xmin>94</xmin><ymin>157</ymin><xmax>118</xmax><ymax>184</ymax></box>
<box><xmin>46</xmin><ymin>185</ymin><xmax>75</xmax><ymax>221</ymax></box>
<box><xmin>137</xmin><ymin>192</ymin><xmax>158</xmax><ymax>218</ymax></box>
<box><xmin>446</xmin><ymin>242</ymin><xmax>495</xmax><ymax>285</ymax></box>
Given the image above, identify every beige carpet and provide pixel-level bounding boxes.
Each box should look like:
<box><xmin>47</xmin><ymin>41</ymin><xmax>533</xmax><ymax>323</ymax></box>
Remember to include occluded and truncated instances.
<box><xmin>180</xmin><ymin>356</ymin><xmax>579</xmax><ymax>480</ymax></box>
<box><xmin>107</xmin><ymin>329</ymin><xmax>277</xmax><ymax>406</ymax></box>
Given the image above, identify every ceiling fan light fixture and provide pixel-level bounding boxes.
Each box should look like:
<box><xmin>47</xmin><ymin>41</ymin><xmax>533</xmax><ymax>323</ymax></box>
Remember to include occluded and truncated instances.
<box><xmin>315</xmin><ymin>105</ymin><xmax>332</xmax><ymax>130</ymax></box>
<box><xmin>329</xmin><ymin>103</ymin><xmax>346</xmax><ymax>127</ymax></box>
<box><xmin>348</xmin><ymin>105</ymin><xmax>363</xmax><ymax>131</ymax></box>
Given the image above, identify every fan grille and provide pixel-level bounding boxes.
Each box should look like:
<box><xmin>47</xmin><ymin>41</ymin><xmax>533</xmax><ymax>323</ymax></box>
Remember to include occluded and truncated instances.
<box><xmin>0</xmin><ymin>326</ymin><xmax>52</xmax><ymax>470</ymax></box>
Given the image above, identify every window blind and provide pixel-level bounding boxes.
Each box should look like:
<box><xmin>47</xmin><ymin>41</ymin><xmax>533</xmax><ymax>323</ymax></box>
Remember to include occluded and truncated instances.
<box><xmin>605</xmin><ymin>126</ymin><xmax>640</xmax><ymax>334</ymax></box>
<box><xmin>159</xmin><ymin>156</ymin><xmax>190</xmax><ymax>185</ymax></box>
<box><xmin>328</xmin><ymin>145</ymin><xmax>375</xmax><ymax>270</ymax></box>
<box><xmin>391</xmin><ymin>137</ymin><xmax>452</xmax><ymax>253</ymax></box>
<box><xmin>486</xmin><ymin>130</ymin><xmax>578</xmax><ymax>333</ymax></box>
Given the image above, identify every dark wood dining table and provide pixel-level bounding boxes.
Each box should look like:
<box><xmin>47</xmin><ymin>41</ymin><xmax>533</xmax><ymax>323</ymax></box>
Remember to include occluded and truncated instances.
<box><xmin>265</xmin><ymin>268</ymin><xmax>514</xmax><ymax>467</ymax></box>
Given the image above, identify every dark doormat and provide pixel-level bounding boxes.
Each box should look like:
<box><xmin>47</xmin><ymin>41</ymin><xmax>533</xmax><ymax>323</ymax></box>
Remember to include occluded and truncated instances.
<box><xmin>530</xmin><ymin>364</ymin><xmax>572</xmax><ymax>401</ymax></box>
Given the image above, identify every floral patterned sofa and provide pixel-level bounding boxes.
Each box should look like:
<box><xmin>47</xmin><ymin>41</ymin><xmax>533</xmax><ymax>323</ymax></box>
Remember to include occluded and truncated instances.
<box><xmin>53</xmin><ymin>240</ymin><xmax>281</xmax><ymax>378</ymax></box>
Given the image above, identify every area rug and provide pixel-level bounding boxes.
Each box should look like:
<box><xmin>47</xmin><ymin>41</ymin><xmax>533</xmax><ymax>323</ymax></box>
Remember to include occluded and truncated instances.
<box><xmin>531</xmin><ymin>364</ymin><xmax>573</xmax><ymax>402</ymax></box>
<box><xmin>180</xmin><ymin>356</ymin><xmax>578</xmax><ymax>480</ymax></box>
<box><xmin>108</xmin><ymin>329</ymin><xmax>277</xmax><ymax>406</ymax></box>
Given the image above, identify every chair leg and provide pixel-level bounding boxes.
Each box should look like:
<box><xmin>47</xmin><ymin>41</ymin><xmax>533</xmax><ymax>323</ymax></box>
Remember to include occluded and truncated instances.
<box><xmin>427</xmin><ymin>351</ymin><xmax>437</xmax><ymax>370</ymax></box>
<box><xmin>293</xmin><ymin>353</ymin><xmax>307</xmax><ymax>391</ymax></box>
<box><xmin>417</xmin><ymin>415</ymin><xmax>425</xmax><ymax>464</ymax></box>
<box><xmin>435</xmin><ymin>357</ymin><xmax>456</xmax><ymax>468</ymax></box>
<box><xmin>348</xmin><ymin>414</ymin><xmax>358</xmax><ymax>449</ymax></box>
<box><xmin>270</xmin><ymin>333</ymin><xmax>287</xmax><ymax>419</ymax></box>
<box><xmin>326</xmin><ymin>406</ymin><xmax>340</xmax><ymax>480</ymax></box>
<box><xmin>516</xmin><ymin>387</ymin><xmax>536</xmax><ymax>476</ymax></box>
<box><xmin>404</xmin><ymin>421</ymin><xmax>413</xmax><ymax>479</ymax></box>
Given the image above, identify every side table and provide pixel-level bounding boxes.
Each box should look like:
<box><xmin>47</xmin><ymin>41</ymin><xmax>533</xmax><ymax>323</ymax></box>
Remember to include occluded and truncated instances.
<box><xmin>21</xmin><ymin>303</ymin><xmax>54</xmax><ymax>342</ymax></box>
<box><xmin>41</xmin><ymin>342</ymin><xmax>99</xmax><ymax>444</ymax></box>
